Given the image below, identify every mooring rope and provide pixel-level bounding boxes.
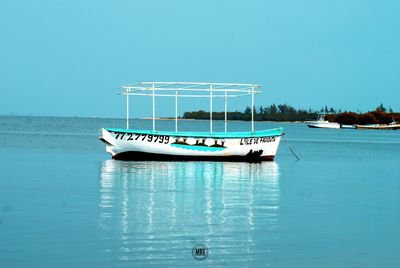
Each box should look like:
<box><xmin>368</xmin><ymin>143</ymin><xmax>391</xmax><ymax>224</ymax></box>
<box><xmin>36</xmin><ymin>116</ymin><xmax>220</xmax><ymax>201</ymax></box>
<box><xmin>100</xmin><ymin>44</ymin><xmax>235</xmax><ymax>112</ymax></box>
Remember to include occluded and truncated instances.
<box><xmin>282</xmin><ymin>134</ymin><xmax>300</xmax><ymax>160</ymax></box>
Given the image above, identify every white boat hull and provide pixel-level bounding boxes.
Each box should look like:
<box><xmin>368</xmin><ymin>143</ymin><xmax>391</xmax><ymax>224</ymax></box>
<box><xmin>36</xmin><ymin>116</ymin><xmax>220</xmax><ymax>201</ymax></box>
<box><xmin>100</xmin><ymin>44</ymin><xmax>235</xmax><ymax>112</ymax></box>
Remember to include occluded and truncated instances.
<box><xmin>340</xmin><ymin>124</ymin><xmax>356</xmax><ymax>129</ymax></box>
<box><xmin>99</xmin><ymin>128</ymin><xmax>283</xmax><ymax>162</ymax></box>
<box><xmin>306</xmin><ymin>122</ymin><xmax>341</xmax><ymax>129</ymax></box>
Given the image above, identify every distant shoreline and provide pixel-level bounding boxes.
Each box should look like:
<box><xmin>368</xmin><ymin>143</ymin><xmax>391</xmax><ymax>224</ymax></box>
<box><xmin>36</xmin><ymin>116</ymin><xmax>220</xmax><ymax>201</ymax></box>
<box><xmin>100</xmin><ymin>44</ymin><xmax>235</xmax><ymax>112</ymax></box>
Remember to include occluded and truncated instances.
<box><xmin>2</xmin><ymin>110</ymin><xmax>399</xmax><ymax>125</ymax></box>
<box><xmin>183</xmin><ymin>105</ymin><xmax>400</xmax><ymax>125</ymax></box>
<box><xmin>155</xmin><ymin>118</ymin><xmax>304</xmax><ymax>123</ymax></box>
<box><xmin>0</xmin><ymin>114</ymin><xmax>303</xmax><ymax>123</ymax></box>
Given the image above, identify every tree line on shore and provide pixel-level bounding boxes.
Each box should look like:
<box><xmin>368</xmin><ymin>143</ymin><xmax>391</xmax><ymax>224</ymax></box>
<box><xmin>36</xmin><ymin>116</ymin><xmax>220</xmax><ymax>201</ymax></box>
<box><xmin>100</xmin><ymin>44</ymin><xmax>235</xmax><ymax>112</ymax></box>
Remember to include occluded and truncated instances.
<box><xmin>183</xmin><ymin>104</ymin><xmax>400</xmax><ymax>124</ymax></box>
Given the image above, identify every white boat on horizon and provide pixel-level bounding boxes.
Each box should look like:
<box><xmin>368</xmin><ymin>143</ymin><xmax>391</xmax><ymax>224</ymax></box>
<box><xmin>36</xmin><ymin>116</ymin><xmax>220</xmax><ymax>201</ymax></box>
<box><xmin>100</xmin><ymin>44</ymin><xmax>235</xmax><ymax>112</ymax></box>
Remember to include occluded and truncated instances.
<box><xmin>305</xmin><ymin>114</ymin><xmax>341</xmax><ymax>129</ymax></box>
<box><xmin>99</xmin><ymin>82</ymin><xmax>283</xmax><ymax>162</ymax></box>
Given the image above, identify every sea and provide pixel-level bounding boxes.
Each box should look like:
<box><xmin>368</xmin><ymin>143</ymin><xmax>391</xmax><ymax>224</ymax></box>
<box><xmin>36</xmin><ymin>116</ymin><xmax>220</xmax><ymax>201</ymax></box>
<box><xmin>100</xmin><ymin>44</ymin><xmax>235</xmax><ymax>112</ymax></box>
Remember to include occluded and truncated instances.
<box><xmin>0</xmin><ymin>116</ymin><xmax>399</xmax><ymax>268</ymax></box>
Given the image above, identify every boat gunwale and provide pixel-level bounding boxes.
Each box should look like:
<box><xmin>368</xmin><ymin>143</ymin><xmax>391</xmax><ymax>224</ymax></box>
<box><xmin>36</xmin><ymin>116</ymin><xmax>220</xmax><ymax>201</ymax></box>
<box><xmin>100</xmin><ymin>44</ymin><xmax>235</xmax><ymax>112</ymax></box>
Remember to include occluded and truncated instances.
<box><xmin>104</xmin><ymin>127</ymin><xmax>284</xmax><ymax>139</ymax></box>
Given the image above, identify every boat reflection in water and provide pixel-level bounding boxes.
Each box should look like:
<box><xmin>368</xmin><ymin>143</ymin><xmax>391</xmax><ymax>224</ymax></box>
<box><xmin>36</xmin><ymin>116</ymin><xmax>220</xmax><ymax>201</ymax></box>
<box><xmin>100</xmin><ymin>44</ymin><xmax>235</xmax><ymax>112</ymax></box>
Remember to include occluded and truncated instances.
<box><xmin>99</xmin><ymin>160</ymin><xmax>280</xmax><ymax>266</ymax></box>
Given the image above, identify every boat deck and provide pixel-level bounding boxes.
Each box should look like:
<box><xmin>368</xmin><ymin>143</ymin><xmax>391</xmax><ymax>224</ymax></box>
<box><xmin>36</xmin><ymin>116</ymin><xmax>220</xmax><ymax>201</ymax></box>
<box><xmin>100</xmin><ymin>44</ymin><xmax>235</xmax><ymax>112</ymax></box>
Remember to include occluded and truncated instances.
<box><xmin>105</xmin><ymin>127</ymin><xmax>284</xmax><ymax>138</ymax></box>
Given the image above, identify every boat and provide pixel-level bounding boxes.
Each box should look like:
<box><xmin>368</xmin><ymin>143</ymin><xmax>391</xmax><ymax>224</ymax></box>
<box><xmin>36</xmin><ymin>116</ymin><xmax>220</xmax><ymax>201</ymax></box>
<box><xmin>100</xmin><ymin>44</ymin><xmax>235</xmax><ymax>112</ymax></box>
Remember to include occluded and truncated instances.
<box><xmin>340</xmin><ymin>124</ymin><xmax>356</xmax><ymax>129</ymax></box>
<box><xmin>356</xmin><ymin>120</ymin><xmax>400</xmax><ymax>130</ymax></box>
<box><xmin>99</xmin><ymin>82</ymin><xmax>283</xmax><ymax>162</ymax></box>
<box><xmin>305</xmin><ymin>114</ymin><xmax>341</xmax><ymax>129</ymax></box>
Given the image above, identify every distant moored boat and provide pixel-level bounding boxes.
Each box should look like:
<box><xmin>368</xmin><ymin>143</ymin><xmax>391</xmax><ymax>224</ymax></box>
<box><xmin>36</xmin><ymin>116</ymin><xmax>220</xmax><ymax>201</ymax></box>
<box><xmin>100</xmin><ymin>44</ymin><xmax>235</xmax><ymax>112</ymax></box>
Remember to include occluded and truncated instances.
<box><xmin>356</xmin><ymin>120</ymin><xmax>400</xmax><ymax>130</ymax></box>
<box><xmin>340</xmin><ymin>124</ymin><xmax>356</xmax><ymax>129</ymax></box>
<box><xmin>305</xmin><ymin>114</ymin><xmax>341</xmax><ymax>129</ymax></box>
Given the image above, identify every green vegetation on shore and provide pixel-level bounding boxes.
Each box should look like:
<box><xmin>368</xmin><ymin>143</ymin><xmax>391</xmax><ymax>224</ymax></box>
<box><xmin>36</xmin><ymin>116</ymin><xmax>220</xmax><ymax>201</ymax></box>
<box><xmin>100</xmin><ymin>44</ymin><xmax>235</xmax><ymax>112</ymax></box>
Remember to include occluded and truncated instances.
<box><xmin>183</xmin><ymin>104</ymin><xmax>400</xmax><ymax>124</ymax></box>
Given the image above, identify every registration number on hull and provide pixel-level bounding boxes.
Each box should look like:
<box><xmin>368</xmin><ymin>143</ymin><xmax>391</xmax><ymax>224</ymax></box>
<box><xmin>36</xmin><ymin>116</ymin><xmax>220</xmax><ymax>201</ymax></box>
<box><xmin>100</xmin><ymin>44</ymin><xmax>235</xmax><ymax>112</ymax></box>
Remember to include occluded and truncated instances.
<box><xmin>113</xmin><ymin>132</ymin><xmax>170</xmax><ymax>144</ymax></box>
<box><xmin>240</xmin><ymin>137</ymin><xmax>276</xmax><ymax>145</ymax></box>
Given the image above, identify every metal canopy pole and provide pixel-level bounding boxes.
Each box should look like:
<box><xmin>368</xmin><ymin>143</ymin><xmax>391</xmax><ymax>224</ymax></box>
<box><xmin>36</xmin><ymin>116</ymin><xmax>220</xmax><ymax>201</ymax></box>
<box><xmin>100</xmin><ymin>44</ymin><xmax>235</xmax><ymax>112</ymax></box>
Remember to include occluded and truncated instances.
<box><xmin>126</xmin><ymin>93</ymin><xmax>129</xmax><ymax>129</ymax></box>
<box><xmin>224</xmin><ymin>91</ymin><xmax>227</xmax><ymax>132</ymax></box>
<box><xmin>209</xmin><ymin>84</ymin><xmax>213</xmax><ymax>132</ymax></box>
<box><xmin>152</xmin><ymin>82</ymin><xmax>155</xmax><ymax>131</ymax></box>
<box><xmin>251</xmin><ymin>85</ymin><xmax>254</xmax><ymax>132</ymax></box>
<box><xmin>175</xmin><ymin>90</ymin><xmax>178</xmax><ymax>132</ymax></box>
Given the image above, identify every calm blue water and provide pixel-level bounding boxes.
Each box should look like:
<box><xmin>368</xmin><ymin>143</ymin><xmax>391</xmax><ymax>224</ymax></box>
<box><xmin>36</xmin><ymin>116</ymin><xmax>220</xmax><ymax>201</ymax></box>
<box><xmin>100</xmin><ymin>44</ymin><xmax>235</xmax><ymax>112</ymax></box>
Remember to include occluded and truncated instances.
<box><xmin>0</xmin><ymin>116</ymin><xmax>399</xmax><ymax>267</ymax></box>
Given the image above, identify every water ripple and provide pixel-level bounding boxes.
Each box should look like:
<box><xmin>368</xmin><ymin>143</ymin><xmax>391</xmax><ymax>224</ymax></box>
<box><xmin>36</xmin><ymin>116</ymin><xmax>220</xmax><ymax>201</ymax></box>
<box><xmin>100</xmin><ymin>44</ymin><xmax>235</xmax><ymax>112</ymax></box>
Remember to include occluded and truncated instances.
<box><xmin>99</xmin><ymin>160</ymin><xmax>280</xmax><ymax>265</ymax></box>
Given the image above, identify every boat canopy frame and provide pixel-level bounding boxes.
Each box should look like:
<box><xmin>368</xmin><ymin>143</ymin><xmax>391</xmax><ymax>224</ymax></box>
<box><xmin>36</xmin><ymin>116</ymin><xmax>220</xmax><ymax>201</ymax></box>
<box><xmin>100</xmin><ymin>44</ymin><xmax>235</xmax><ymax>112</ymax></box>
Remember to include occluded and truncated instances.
<box><xmin>119</xmin><ymin>82</ymin><xmax>262</xmax><ymax>133</ymax></box>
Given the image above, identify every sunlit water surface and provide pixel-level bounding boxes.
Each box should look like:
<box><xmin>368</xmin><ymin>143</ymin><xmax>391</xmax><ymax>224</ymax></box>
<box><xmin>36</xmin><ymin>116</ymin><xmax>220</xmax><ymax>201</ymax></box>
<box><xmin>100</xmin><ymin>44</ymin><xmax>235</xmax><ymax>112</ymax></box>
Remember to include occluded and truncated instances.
<box><xmin>0</xmin><ymin>116</ymin><xmax>399</xmax><ymax>267</ymax></box>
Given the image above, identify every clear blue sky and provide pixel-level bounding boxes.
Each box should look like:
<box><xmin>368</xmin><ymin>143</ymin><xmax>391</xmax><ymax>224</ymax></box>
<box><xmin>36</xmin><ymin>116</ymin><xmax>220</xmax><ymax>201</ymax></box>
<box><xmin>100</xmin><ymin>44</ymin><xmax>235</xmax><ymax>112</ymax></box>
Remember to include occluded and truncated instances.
<box><xmin>1</xmin><ymin>0</ymin><xmax>399</xmax><ymax>118</ymax></box>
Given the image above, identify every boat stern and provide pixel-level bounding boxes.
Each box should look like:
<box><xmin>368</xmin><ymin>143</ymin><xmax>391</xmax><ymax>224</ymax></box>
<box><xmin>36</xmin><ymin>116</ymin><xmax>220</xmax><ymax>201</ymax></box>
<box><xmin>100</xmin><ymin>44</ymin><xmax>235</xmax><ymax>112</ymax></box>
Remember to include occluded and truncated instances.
<box><xmin>260</xmin><ymin>129</ymin><xmax>283</xmax><ymax>160</ymax></box>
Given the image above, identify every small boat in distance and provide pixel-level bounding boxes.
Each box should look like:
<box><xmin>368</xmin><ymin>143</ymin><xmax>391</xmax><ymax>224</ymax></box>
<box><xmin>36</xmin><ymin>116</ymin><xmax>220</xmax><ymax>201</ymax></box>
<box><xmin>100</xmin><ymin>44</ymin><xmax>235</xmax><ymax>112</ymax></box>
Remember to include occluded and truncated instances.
<box><xmin>99</xmin><ymin>82</ymin><xmax>283</xmax><ymax>162</ymax></box>
<box><xmin>305</xmin><ymin>114</ymin><xmax>341</xmax><ymax>129</ymax></box>
<box><xmin>356</xmin><ymin>120</ymin><xmax>400</xmax><ymax>130</ymax></box>
<box><xmin>340</xmin><ymin>124</ymin><xmax>356</xmax><ymax>129</ymax></box>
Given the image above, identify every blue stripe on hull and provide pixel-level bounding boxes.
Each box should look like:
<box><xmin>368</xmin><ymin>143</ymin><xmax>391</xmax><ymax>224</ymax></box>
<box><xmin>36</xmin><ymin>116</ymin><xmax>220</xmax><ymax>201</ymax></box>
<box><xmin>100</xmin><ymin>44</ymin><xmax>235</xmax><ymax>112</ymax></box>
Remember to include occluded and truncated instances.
<box><xmin>170</xmin><ymin>144</ymin><xmax>226</xmax><ymax>152</ymax></box>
